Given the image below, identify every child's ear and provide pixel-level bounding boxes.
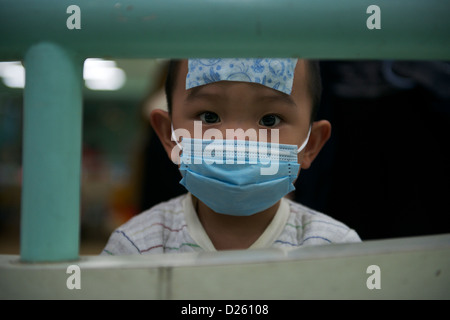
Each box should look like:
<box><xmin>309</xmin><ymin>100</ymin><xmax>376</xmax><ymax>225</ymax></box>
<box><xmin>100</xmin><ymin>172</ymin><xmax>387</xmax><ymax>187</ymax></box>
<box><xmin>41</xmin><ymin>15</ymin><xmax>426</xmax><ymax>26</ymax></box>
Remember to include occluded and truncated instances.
<box><xmin>149</xmin><ymin>109</ymin><xmax>177</xmax><ymax>159</ymax></box>
<box><xmin>301</xmin><ymin>120</ymin><xmax>332</xmax><ymax>169</ymax></box>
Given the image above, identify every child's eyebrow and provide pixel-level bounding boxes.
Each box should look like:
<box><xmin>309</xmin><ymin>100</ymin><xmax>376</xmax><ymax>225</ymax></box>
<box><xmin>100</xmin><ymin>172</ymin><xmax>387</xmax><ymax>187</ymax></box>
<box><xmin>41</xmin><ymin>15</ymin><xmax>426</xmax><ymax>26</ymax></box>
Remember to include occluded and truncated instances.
<box><xmin>186</xmin><ymin>87</ymin><xmax>207</xmax><ymax>100</ymax></box>
<box><xmin>186</xmin><ymin>86</ymin><xmax>296</xmax><ymax>106</ymax></box>
<box><xmin>257</xmin><ymin>93</ymin><xmax>296</xmax><ymax>106</ymax></box>
<box><xmin>185</xmin><ymin>86</ymin><xmax>216</xmax><ymax>102</ymax></box>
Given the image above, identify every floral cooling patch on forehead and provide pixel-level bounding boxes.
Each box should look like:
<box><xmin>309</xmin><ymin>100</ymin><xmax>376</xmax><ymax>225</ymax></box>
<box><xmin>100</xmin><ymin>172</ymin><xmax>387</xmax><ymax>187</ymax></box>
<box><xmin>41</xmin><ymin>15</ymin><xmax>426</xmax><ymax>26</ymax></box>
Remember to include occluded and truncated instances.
<box><xmin>186</xmin><ymin>58</ymin><xmax>298</xmax><ymax>95</ymax></box>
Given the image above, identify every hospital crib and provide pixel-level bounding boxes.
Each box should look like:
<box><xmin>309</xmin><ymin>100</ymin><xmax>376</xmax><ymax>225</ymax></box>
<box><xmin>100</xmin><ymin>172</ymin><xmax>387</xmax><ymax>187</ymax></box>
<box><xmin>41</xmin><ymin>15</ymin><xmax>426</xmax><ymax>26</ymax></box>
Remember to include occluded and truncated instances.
<box><xmin>0</xmin><ymin>0</ymin><xmax>449</xmax><ymax>299</ymax></box>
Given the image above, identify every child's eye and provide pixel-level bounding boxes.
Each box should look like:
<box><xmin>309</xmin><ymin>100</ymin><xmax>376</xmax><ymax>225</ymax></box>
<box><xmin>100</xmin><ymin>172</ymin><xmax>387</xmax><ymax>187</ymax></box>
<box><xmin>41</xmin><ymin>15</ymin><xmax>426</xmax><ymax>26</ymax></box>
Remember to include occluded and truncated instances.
<box><xmin>199</xmin><ymin>111</ymin><xmax>220</xmax><ymax>124</ymax></box>
<box><xmin>259</xmin><ymin>114</ymin><xmax>281</xmax><ymax>127</ymax></box>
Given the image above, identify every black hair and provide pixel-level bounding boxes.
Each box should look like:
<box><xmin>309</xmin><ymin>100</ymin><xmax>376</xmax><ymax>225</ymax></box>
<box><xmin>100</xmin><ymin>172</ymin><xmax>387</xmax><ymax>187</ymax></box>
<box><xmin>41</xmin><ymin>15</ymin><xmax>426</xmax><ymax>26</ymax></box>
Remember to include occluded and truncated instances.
<box><xmin>164</xmin><ymin>59</ymin><xmax>181</xmax><ymax>116</ymax></box>
<box><xmin>306</xmin><ymin>60</ymin><xmax>322</xmax><ymax>123</ymax></box>
<box><xmin>165</xmin><ymin>59</ymin><xmax>322</xmax><ymax>123</ymax></box>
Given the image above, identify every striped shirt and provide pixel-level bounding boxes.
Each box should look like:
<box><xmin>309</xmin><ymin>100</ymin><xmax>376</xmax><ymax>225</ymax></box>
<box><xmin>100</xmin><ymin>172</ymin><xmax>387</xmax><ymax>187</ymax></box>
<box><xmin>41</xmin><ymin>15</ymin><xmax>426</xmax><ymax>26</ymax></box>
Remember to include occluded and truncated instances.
<box><xmin>101</xmin><ymin>193</ymin><xmax>361</xmax><ymax>255</ymax></box>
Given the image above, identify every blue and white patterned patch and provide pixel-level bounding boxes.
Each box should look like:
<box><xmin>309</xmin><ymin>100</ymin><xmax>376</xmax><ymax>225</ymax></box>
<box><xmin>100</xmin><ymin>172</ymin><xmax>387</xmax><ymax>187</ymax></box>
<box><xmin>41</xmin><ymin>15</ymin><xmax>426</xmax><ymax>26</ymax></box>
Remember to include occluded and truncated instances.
<box><xmin>186</xmin><ymin>58</ymin><xmax>298</xmax><ymax>95</ymax></box>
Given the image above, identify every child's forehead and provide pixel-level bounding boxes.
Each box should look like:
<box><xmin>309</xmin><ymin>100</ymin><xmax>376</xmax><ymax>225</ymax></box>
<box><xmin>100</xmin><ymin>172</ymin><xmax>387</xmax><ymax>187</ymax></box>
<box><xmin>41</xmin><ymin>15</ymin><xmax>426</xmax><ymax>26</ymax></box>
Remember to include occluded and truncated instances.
<box><xmin>174</xmin><ymin>60</ymin><xmax>312</xmax><ymax>121</ymax></box>
<box><xmin>185</xmin><ymin>79</ymin><xmax>297</xmax><ymax>107</ymax></box>
<box><xmin>184</xmin><ymin>58</ymin><xmax>298</xmax><ymax>96</ymax></box>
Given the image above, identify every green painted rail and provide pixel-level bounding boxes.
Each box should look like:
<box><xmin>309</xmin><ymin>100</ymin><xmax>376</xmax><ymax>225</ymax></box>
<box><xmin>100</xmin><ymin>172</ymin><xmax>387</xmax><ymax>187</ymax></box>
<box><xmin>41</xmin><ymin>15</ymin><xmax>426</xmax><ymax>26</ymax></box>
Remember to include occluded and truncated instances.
<box><xmin>0</xmin><ymin>0</ymin><xmax>449</xmax><ymax>262</ymax></box>
<box><xmin>1</xmin><ymin>0</ymin><xmax>449</xmax><ymax>60</ymax></box>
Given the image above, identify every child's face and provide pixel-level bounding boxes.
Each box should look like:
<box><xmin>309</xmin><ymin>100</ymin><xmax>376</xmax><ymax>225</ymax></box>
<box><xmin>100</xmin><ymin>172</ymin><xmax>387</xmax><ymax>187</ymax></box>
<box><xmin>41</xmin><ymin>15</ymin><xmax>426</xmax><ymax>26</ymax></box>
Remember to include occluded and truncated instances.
<box><xmin>170</xmin><ymin>59</ymin><xmax>313</xmax><ymax>164</ymax></box>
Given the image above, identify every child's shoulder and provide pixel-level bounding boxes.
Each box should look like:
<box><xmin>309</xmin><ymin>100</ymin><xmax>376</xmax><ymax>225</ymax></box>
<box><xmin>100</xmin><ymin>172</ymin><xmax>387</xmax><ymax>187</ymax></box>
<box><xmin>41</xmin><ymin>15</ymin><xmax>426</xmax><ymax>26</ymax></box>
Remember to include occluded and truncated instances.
<box><xmin>130</xmin><ymin>193</ymin><xmax>187</xmax><ymax>223</ymax></box>
<box><xmin>282</xmin><ymin>198</ymin><xmax>361</xmax><ymax>245</ymax></box>
<box><xmin>102</xmin><ymin>193</ymin><xmax>189</xmax><ymax>255</ymax></box>
<box><xmin>120</xmin><ymin>193</ymin><xmax>188</xmax><ymax>234</ymax></box>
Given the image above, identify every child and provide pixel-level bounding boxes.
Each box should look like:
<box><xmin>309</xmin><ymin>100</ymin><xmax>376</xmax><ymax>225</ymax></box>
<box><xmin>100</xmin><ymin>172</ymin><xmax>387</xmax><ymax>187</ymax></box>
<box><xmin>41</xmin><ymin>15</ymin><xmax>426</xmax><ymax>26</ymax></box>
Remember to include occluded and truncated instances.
<box><xmin>102</xmin><ymin>58</ymin><xmax>360</xmax><ymax>255</ymax></box>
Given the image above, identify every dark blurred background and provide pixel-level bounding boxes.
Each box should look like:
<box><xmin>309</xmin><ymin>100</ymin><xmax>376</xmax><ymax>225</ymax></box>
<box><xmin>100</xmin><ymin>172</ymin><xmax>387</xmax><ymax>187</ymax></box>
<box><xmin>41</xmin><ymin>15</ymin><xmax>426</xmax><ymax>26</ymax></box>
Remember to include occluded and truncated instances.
<box><xmin>0</xmin><ymin>59</ymin><xmax>449</xmax><ymax>255</ymax></box>
<box><xmin>296</xmin><ymin>61</ymin><xmax>450</xmax><ymax>240</ymax></box>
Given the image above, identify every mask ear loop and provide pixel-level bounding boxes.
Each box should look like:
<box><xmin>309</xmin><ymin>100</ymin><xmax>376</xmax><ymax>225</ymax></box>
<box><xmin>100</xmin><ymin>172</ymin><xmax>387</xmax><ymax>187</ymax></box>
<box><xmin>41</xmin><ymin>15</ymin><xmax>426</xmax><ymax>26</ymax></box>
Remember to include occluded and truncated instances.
<box><xmin>297</xmin><ymin>126</ymin><xmax>311</xmax><ymax>153</ymax></box>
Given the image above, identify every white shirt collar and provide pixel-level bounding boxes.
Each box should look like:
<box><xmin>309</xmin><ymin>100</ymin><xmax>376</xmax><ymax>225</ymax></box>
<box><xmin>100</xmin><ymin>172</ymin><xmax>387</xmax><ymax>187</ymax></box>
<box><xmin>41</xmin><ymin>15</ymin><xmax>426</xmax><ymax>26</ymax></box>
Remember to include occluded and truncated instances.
<box><xmin>183</xmin><ymin>193</ymin><xmax>290</xmax><ymax>251</ymax></box>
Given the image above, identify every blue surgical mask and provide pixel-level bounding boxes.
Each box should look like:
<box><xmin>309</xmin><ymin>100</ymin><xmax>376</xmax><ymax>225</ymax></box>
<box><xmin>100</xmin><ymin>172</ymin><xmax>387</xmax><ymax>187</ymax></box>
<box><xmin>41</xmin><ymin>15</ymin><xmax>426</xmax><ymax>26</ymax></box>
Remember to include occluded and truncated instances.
<box><xmin>175</xmin><ymin>129</ymin><xmax>311</xmax><ymax>216</ymax></box>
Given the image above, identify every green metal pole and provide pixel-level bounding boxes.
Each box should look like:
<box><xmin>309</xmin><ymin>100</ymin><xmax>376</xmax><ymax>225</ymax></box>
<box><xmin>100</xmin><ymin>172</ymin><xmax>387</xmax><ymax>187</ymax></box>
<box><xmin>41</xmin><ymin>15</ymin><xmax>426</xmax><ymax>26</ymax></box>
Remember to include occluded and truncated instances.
<box><xmin>0</xmin><ymin>0</ymin><xmax>449</xmax><ymax>60</ymax></box>
<box><xmin>21</xmin><ymin>42</ymin><xmax>83</xmax><ymax>262</ymax></box>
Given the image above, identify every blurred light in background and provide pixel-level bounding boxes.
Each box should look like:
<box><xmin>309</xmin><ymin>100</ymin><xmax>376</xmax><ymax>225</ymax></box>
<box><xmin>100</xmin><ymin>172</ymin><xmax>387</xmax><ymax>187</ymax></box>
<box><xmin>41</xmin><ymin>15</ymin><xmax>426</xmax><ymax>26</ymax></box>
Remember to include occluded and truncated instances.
<box><xmin>0</xmin><ymin>59</ymin><xmax>127</xmax><ymax>91</ymax></box>
<box><xmin>0</xmin><ymin>62</ymin><xmax>25</xmax><ymax>88</ymax></box>
<box><xmin>83</xmin><ymin>58</ymin><xmax>126</xmax><ymax>91</ymax></box>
